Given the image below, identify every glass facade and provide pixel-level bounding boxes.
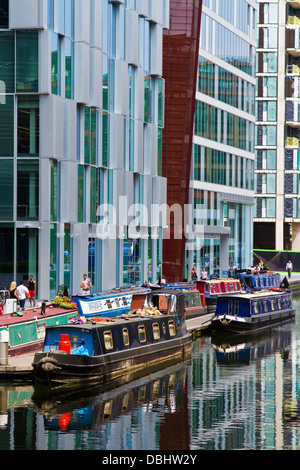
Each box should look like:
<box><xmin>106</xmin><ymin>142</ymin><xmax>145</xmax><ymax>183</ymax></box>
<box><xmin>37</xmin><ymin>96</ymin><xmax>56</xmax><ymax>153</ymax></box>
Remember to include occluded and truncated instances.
<box><xmin>0</xmin><ymin>0</ymin><xmax>168</xmax><ymax>298</ymax></box>
<box><xmin>186</xmin><ymin>0</ymin><xmax>256</xmax><ymax>278</ymax></box>
<box><xmin>254</xmin><ymin>0</ymin><xmax>300</xmax><ymax>250</ymax></box>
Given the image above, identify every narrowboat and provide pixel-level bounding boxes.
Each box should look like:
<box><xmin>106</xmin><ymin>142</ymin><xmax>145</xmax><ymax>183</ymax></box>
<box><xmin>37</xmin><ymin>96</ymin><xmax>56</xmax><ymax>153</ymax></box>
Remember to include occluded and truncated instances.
<box><xmin>0</xmin><ymin>303</ymin><xmax>79</xmax><ymax>358</ymax></box>
<box><xmin>235</xmin><ymin>271</ymin><xmax>282</xmax><ymax>292</ymax></box>
<box><xmin>32</xmin><ymin>290</ymin><xmax>192</xmax><ymax>389</ymax></box>
<box><xmin>195</xmin><ymin>278</ymin><xmax>242</xmax><ymax>314</ymax></box>
<box><xmin>160</xmin><ymin>283</ymin><xmax>207</xmax><ymax>318</ymax></box>
<box><xmin>210</xmin><ymin>290</ymin><xmax>295</xmax><ymax>335</ymax></box>
<box><xmin>71</xmin><ymin>287</ymin><xmax>149</xmax><ymax>319</ymax></box>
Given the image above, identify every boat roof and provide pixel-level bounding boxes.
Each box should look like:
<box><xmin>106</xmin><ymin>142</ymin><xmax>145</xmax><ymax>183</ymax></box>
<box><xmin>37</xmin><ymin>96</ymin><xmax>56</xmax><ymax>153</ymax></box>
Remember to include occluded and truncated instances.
<box><xmin>45</xmin><ymin>310</ymin><xmax>177</xmax><ymax>332</ymax></box>
<box><xmin>218</xmin><ymin>290</ymin><xmax>290</xmax><ymax>300</ymax></box>
<box><xmin>0</xmin><ymin>305</ymin><xmax>78</xmax><ymax>327</ymax></box>
<box><xmin>72</xmin><ymin>286</ymin><xmax>149</xmax><ymax>300</ymax></box>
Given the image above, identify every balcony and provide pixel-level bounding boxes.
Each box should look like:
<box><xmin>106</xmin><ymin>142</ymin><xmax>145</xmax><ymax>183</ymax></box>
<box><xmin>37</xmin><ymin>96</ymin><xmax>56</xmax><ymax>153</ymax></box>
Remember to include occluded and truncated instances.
<box><xmin>287</xmin><ymin>2</ymin><xmax>300</xmax><ymax>10</ymax></box>
<box><xmin>286</xmin><ymin>137</ymin><xmax>299</xmax><ymax>147</ymax></box>
<box><xmin>286</xmin><ymin>26</ymin><xmax>300</xmax><ymax>56</ymax></box>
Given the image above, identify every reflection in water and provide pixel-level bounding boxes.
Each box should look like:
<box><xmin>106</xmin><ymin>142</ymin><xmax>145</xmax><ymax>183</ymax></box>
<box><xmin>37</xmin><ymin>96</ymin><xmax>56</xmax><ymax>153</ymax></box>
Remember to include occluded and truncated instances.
<box><xmin>2</xmin><ymin>296</ymin><xmax>300</xmax><ymax>449</ymax></box>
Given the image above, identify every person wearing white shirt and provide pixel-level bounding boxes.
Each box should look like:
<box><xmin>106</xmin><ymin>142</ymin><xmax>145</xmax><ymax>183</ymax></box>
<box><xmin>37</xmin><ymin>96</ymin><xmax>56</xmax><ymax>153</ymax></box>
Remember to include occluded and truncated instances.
<box><xmin>16</xmin><ymin>281</ymin><xmax>29</xmax><ymax>311</ymax></box>
<box><xmin>286</xmin><ymin>260</ymin><xmax>293</xmax><ymax>279</ymax></box>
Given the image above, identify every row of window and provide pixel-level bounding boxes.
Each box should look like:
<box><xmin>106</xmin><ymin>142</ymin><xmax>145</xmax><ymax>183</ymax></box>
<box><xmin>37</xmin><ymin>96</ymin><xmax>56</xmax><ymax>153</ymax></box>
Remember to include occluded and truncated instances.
<box><xmin>194</xmin><ymin>144</ymin><xmax>254</xmax><ymax>190</ymax></box>
<box><xmin>103</xmin><ymin>321</ymin><xmax>177</xmax><ymax>351</ymax></box>
<box><xmin>200</xmin><ymin>13</ymin><xmax>255</xmax><ymax>78</ymax></box>
<box><xmin>197</xmin><ymin>56</ymin><xmax>255</xmax><ymax>115</ymax></box>
<box><xmin>202</xmin><ymin>0</ymin><xmax>256</xmax><ymax>39</ymax></box>
<box><xmin>194</xmin><ymin>101</ymin><xmax>255</xmax><ymax>153</ymax></box>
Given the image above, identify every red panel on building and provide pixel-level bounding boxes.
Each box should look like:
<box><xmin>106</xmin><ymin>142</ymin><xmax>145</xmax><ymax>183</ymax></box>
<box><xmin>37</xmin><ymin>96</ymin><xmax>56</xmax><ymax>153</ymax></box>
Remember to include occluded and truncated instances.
<box><xmin>162</xmin><ymin>0</ymin><xmax>202</xmax><ymax>282</ymax></box>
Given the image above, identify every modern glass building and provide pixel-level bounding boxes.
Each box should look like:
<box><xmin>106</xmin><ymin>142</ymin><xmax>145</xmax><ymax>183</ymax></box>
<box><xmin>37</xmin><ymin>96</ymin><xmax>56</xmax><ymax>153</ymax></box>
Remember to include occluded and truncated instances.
<box><xmin>185</xmin><ymin>0</ymin><xmax>257</xmax><ymax>279</ymax></box>
<box><xmin>255</xmin><ymin>0</ymin><xmax>300</xmax><ymax>252</ymax></box>
<box><xmin>0</xmin><ymin>0</ymin><xmax>169</xmax><ymax>299</ymax></box>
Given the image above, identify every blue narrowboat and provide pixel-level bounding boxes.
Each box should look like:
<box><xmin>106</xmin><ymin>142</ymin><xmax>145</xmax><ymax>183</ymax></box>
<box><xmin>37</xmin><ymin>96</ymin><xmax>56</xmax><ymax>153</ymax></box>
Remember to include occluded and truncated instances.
<box><xmin>71</xmin><ymin>287</ymin><xmax>149</xmax><ymax>319</ymax></box>
<box><xmin>236</xmin><ymin>271</ymin><xmax>282</xmax><ymax>292</ymax></box>
<box><xmin>32</xmin><ymin>290</ymin><xmax>192</xmax><ymax>389</ymax></box>
<box><xmin>210</xmin><ymin>290</ymin><xmax>295</xmax><ymax>334</ymax></box>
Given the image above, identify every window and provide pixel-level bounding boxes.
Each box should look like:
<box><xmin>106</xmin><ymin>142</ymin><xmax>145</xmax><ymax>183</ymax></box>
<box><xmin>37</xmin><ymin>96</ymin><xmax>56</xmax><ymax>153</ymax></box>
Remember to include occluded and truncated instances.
<box><xmin>50</xmin><ymin>159</ymin><xmax>60</xmax><ymax>221</ymax></box>
<box><xmin>17</xmin><ymin>160</ymin><xmax>39</xmax><ymax>220</ymax></box>
<box><xmin>0</xmin><ymin>0</ymin><xmax>9</xmax><ymax>29</ymax></box>
<box><xmin>51</xmin><ymin>33</ymin><xmax>61</xmax><ymax>95</ymax></box>
<box><xmin>17</xmin><ymin>97</ymin><xmax>39</xmax><ymax>156</ymax></box>
<box><xmin>16</xmin><ymin>31</ymin><xmax>38</xmax><ymax>93</ymax></box>
<box><xmin>138</xmin><ymin>325</ymin><xmax>146</xmax><ymax>343</ymax></box>
<box><xmin>104</xmin><ymin>331</ymin><xmax>113</xmax><ymax>350</ymax></box>
<box><xmin>152</xmin><ymin>323</ymin><xmax>160</xmax><ymax>340</ymax></box>
<box><xmin>0</xmin><ymin>159</ymin><xmax>13</xmax><ymax>220</ymax></box>
<box><xmin>65</xmin><ymin>38</ymin><xmax>74</xmax><ymax>99</ymax></box>
<box><xmin>77</xmin><ymin>165</ymin><xmax>85</xmax><ymax>222</ymax></box>
<box><xmin>0</xmin><ymin>95</ymin><xmax>14</xmax><ymax>156</ymax></box>
<box><xmin>123</xmin><ymin>328</ymin><xmax>129</xmax><ymax>346</ymax></box>
<box><xmin>0</xmin><ymin>32</ymin><xmax>14</xmax><ymax>93</ymax></box>
<box><xmin>168</xmin><ymin>321</ymin><xmax>176</xmax><ymax>337</ymax></box>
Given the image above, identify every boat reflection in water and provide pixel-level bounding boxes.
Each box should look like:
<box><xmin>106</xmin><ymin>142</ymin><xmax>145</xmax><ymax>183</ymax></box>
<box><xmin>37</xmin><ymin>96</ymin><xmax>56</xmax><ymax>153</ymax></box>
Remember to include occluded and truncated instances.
<box><xmin>211</xmin><ymin>326</ymin><xmax>292</xmax><ymax>366</ymax></box>
<box><xmin>31</xmin><ymin>362</ymin><xmax>191</xmax><ymax>449</ymax></box>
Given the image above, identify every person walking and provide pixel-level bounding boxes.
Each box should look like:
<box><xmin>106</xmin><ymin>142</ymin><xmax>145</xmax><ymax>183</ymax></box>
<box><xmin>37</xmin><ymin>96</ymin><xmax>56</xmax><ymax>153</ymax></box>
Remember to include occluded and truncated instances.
<box><xmin>80</xmin><ymin>274</ymin><xmax>92</xmax><ymax>294</ymax></box>
<box><xmin>190</xmin><ymin>267</ymin><xmax>198</xmax><ymax>281</ymax></box>
<box><xmin>286</xmin><ymin>260</ymin><xmax>293</xmax><ymax>279</ymax></box>
<box><xmin>16</xmin><ymin>281</ymin><xmax>29</xmax><ymax>311</ymax></box>
<box><xmin>9</xmin><ymin>281</ymin><xmax>19</xmax><ymax>301</ymax></box>
<box><xmin>201</xmin><ymin>268</ymin><xmax>208</xmax><ymax>280</ymax></box>
<box><xmin>27</xmin><ymin>275</ymin><xmax>36</xmax><ymax>307</ymax></box>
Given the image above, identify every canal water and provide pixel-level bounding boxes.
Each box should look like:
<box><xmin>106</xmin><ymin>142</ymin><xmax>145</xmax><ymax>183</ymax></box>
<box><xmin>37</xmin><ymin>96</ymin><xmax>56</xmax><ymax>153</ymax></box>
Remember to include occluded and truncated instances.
<box><xmin>1</xmin><ymin>295</ymin><xmax>300</xmax><ymax>451</ymax></box>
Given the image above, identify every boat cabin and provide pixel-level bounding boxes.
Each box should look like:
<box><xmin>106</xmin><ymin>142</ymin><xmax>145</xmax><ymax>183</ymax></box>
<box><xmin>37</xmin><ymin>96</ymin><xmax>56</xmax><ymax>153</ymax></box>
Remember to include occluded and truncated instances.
<box><xmin>41</xmin><ymin>290</ymin><xmax>188</xmax><ymax>358</ymax></box>
<box><xmin>196</xmin><ymin>278</ymin><xmax>241</xmax><ymax>297</ymax></box>
<box><xmin>214</xmin><ymin>291</ymin><xmax>293</xmax><ymax>319</ymax></box>
<box><xmin>236</xmin><ymin>272</ymin><xmax>281</xmax><ymax>292</ymax></box>
<box><xmin>71</xmin><ymin>287</ymin><xmax>149</xmax><ymax>319</ymax></box>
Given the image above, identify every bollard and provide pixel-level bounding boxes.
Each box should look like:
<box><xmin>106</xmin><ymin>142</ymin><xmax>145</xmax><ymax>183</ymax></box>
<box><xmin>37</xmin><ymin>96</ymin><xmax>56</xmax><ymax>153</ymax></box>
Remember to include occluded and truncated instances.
<box><xmin>0</xmin><ymin>329</ymin><xmax>9</xmax><ymax>366</ymax></box>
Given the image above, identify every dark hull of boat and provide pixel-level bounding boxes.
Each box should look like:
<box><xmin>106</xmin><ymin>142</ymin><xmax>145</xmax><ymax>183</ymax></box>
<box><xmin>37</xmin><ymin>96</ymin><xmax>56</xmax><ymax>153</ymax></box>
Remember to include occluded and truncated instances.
<box><xmin>32</xmin><ymin>333</ymin><xmax>192</xmax><ymax>389</ymax></box>
<box><xmin>206</xmin><ymin>298</ymin><xmax>217</xmax><ymax>314</ymax></box>
<box><xmin>185</xmin><ymin>306</ymin><xmax>207</xmax><ymax>319</ymax></box>
<box><xmin>210</xmin><ymin>308</ymin><xmax>296</xmax><ymax>335</ymax></box>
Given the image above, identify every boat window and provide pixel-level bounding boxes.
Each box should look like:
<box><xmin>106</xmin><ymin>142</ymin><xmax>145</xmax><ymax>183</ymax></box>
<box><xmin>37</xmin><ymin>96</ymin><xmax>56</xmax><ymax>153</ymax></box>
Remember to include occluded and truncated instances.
<box><xmin>122</xmin><ymin>297</ymin><xmax>128</xmax><ymax>306</ymax></box>
<box><xmin>234</xmin><ymin>302</ymin><xmax>239</xmax><ymax>316</ymax></box>
<box><xmin>138</xmin><ymin>325</ymin><xmax>146</xmax><ymax>343</ymax></box>
<box><xmin>228</xmin><ymin>301</ymin><xmax>233</xmax><ymax>315</ymax></box>
<box><xmin>168</xmin><ymin>320</ymin><xmax>176</xmax><ymax>336</ymax></box>
<box><xmin>278</xmin><ymin>298</ymin><xmax>281</xmax><ymax>309</ymax></box>
<box><xmin>263</xmin><ymin>300</ymin><xmax>267</xmax><ymax>312</ymax></box>
<box><xmin>122</xmin><ymin>328</ymin><xmax>129</xmax><ymax>346</ymax></box>
<box><xmin>253</xmin><ymin>302</ymin><xmax>258</xmax><ymax>314</ymax></box>
<box><xmin>230</xmin><ymin>283</ymin><xmax>234</xmax><ymax>290</ymax></box>
<box><xmin>115</xmin><ymin>298</ymin><xmax>120</xmax><ymax>308</ymax></box>
<box><xmin>106</xmin><ymin>299</ymin><xmax>112</xmax><ymax>309</ymax></box>
<box><xmin>225</xmin><ymin>283</ymin><xmax>229</xmax><ymax>292</ymax></box>
<box><xmin>211</xmin><ymin>284</ymin><xmax>216</xmax><ymax>293</ymax></box>
<box><xmin>103</xmin><ymin>331</ymin><xmax>113</xmax><ymax>350</ymax></box>
<box><xmin>271</xmin><ymin>299</ymin><xmax>275</xmax><ymax>311</ymax></box>
<box><xmin>36</xmin><ymin>322</ymin><xmax>46</xmax><ymax>340</ymax></box>
<box><xmin>152</xmin><ymin>323</ymin><xmax>160</xmax><ymax>340</ymax></box>
<box><xmin>162</xmin><ymin>322</ymin><xmax>166</xmax><ymax>334</ymax></box>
